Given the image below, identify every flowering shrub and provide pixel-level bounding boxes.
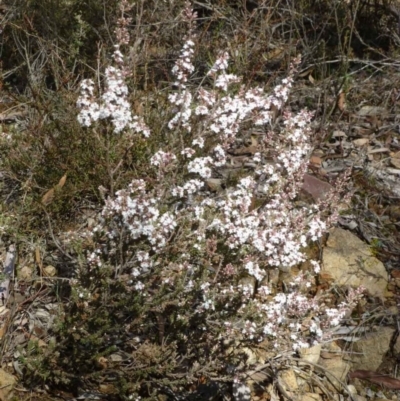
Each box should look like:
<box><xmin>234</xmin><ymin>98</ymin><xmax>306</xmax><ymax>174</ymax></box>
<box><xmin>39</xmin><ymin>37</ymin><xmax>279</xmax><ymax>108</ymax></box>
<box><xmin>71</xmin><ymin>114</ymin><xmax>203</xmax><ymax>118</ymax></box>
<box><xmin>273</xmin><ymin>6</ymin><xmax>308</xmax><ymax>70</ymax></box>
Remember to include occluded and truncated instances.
<box><xmin>71</xmin><ymin>0</ymin><xmax>361</xmax><ymax>398</ymax></box>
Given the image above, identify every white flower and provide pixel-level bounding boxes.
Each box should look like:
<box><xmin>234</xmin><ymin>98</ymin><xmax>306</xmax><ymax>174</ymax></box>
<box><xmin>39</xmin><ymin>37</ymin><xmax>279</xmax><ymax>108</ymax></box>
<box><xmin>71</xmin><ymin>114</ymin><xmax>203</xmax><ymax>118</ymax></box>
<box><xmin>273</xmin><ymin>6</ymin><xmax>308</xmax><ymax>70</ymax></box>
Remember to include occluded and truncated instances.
<box><xmin>207</xmin><ymin>52</ymin><xmax>229</xmax><ymax>75</ymax></box>
<box><xmin>150</xmin><ymin>150</ymin><xmax>177</xmax><ymax>168</ymax></box>
<box><xmin>244</xmin><ymin>260</ymin><xmax>264</xmax><ymax>281</ymax></box>
<box><xmin>188</xmin><ymin>157</ymin><xmax>213</xmax><ymax>178</ymax></box>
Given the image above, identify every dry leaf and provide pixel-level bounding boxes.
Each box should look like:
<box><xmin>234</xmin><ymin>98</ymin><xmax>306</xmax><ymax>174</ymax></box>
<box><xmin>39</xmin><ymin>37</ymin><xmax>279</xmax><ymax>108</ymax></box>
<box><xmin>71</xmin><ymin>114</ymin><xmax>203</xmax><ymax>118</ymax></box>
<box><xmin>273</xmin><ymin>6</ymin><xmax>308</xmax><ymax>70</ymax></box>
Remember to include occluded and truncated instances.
<box><xmin>26</xmin><ymin>334</ymin><xmax>47</xmax><ymax>348</ymax></box>
<box><xmin>56</xmin><ymin>173</ymin><xmax>67</xmax><ymax>190</ymax></box>
<box><xmin>42</xmin><ymin>174</ymin><xmax>66</xmax><ymax>205</ymax></box>
<box><xmin>349</xmin><ymin>370</ymin><xmax>400</xmax><ymax>389</ymax></box>
<box><xmin>96</xmin><ymin>356</ymin><xmax>108</xmax><ymax>370</ymax></box>
<box><xmin>35</xmin><ymin>247</ymin><xmax>41</xmax><ymax>266</ymax></box>
<box><xmin>367</xmin><ymin>147</ymin><xmax>389</xmax><ymax>154</ymax></box>
<box><xmin>298</xmin><ymin>67</ymin><xmax>314</xmax><ymax>77</ymax></box>
<box><xmin>391</xmin><ymin>269</ymin><xmax>400</xmax><ymax>279</ymax></box>
<box><xmin>337</xmin><ymin>92</ymin><xmax>346</xmax><ymax>112</ymax></box>
<box><xmin>267</xmin><ymin>384</ymin><xmax>280</xmax><ymax>401</ymax></box>
<box><xmin>41</xmin><ymin>188</ymin><xmax>55</xmax><ymax>205</ymax></box>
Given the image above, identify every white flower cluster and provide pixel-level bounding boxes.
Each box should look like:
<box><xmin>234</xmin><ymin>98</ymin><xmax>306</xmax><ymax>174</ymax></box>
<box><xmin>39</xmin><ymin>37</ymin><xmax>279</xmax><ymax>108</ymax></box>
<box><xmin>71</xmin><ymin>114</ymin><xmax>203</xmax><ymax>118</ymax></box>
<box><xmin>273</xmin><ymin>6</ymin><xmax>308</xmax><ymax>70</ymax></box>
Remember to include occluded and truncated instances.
<box><xmin>76</xmin><ymin>79</ymin><xmax>99</xmax><ymax>127</ymax></box>
<box><xmin>76</xmin><ymin>0</ymin><xmax>150</xmax><ymax>137</ymax></box>
<box><xmin>150</xmin><ymin>150</ymin><xmax>177</xmax><ymax>169</ymax></box>
<box><xmin>171</xmin><ymin>179</ymin><xmax>204</xmax><ymax>198</ymax></box>
<box><xmin>187</xmin><ymin>156</ymin><xmax>213</xmax><ymax>178</ymax></box>
<box><xmin>244</xmin><ymin>260</ymin><xmax>265</xmax><ymax>281</ymax></box>
<box><xmin>99</xmin><ymin>179</ymin><xmax>177</xmax><ymax>251</ymax></box>
<box><xmin>203</xmin><ymin>178</ymin><xmax>317</xmax><ymax>267</ymax></box>
<box><xmin>100</xmin><ymin>66</ymin><xmax>134</xmax><ymax>133</ymax></box>
<box><xmin>167</xmin><ymin>4</ymin><xmax>197</xmax><ymax>132</ymax></box>
<box><xmin>77</xmin><ymin>65</ymin><xmax>150</xmax><ymax>136</ymax></box>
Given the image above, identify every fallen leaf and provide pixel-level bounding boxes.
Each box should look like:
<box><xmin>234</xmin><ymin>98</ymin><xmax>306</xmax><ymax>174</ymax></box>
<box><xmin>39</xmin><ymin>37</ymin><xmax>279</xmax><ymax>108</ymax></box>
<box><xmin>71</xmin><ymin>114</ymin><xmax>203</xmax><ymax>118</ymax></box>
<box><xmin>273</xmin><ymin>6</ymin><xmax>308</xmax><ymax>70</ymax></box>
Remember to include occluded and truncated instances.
<box><xmin>349</xmin><ymin>370</ymin><xmax>400</xmax><ymax>389</ymax></box>
<box><xmin>337</xmin><ymin>92</ymin><xmax>346</xmax><ymax>112</ymax></box>
<box><xmin>56</xmin><ymin>173</ymin><xmax>67</xmax><ymax>190</ymax></box>
<box><xmin>96</xmin><ymin>356</ymin><xmax>108</xmax><ymax>370</ymax></box>
<box><xmin>41</xmin><ymin>188</ymin><xmax>55</xmax><ymax>206</ymax></box>
<box><xmin>25</xmin><ymin>333</ymin><xmax>47</xmax><ymax>348</ymax></box>
<box><xmin>35</xmin><ymin>247</ymin><xmax>41</xmax><ymax>266</ymax></box>
<box><xmin>391</xmin><ymin>269</ymin><xmax>400</xmax><ymax>279</ymax></box>
<box><xmin>41</xmin><ymin>174</ymin><xmax>66</xmax><ymax>205</ymax></box>
<box><xmin>367</xmin><ymin>147</ymin><xmax>389</xmax><ymax>154</ymax></box>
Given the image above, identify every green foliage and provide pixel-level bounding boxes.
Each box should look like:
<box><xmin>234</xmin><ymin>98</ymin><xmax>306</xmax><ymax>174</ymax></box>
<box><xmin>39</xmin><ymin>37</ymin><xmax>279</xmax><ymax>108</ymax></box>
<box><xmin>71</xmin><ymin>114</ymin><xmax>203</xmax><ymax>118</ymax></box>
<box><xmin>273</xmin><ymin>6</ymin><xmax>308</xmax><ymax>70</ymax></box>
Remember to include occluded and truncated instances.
<box><xmin>20</xmin><ymin>264</ymin><xmax>223</xmax><ymax>397</ymax></box>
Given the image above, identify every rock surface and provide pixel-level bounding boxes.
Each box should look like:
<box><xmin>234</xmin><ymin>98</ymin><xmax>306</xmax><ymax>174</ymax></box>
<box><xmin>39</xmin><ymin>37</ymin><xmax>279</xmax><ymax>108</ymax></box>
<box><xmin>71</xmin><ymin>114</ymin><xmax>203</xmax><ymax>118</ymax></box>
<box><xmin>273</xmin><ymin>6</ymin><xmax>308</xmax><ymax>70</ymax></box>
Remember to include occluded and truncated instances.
<box><xmin>318</xmin><ymin>341</ymin><xmax>351</xmax><ymax>389</ymax></box>
<box><xmin>322</xmin><ymin>228</ymin><xmax>388</xmax><ymax>299</ymax></box>
<box><xmin>350</xmin><ymin>326</ymin><xmax>395</xmax><ymax>372</ymax></box>
<box><xmin>0</xmin><ymin>369</ymin><xmax>15</xmax><ymax>401</ymax></box>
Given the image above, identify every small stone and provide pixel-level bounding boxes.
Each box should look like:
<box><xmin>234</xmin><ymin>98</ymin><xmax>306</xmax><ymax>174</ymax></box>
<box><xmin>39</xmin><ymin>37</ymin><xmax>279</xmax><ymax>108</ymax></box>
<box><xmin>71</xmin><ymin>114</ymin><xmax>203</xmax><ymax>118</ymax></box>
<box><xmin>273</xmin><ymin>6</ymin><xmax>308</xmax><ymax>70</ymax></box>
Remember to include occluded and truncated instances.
<box><xmin>357</xmin><ymin>106</ymin><xmax>387</xmax><ymax>116</ymax></box>
<box><xmin>322</xmin><ymin>228</ymin><xmax>388</xmax><ymax>299</ymax></box>
<box><xmin>353</xmin><ymin>138</ymin><xmax>369</xmax><ymax>147</ymax></box>
<box><xmin>310</xmin><ymin>155</ymin><xmax>322</xmax><ymax>167</ymax></box>
<box><xmin>18</xmin><ymin>266</ymin><xmax>33</xmax><ymax>280</ymax></box>
<box><xmin>351</xmin><ymin>327</ymin><xmax>394</xmax><ymax>371</ymax></box>
<box><xmin>279</xmin><ymin>368</ymin><xmax>298</xmax><ymax>392</ymax></box>
<box><xmin>390</xmin><ymin>158</ymin><xmax>400</xmax><ymax>169</ymax></box>
<box><xmin>302</xmin><ymin>174</ymin><xmax>333</xmax><ymax>202</ymax></box>
<box><xmin>332</xmin><ymin>130</ymin><xmax>347</xmax><ymax>137</ymax></box>
<box><xmin>319</xmin><ymin>342</ymin><xmax>350</xmax><ymax>390</ymax></box>
<box><xmin>109</xmin><ymin>353</ymin><xmax>123</xmax><ymax>362</ymax></box>
<box><xmin>299</xmin><ymin>344</ymin><xmax>321</xmax><ymax>365</ymax></box>
<box><xmin>347</xmin><ymin>384</ymin><xmax>357</xmax><ymax>394</ymax></box>
<box><xmin>205</xmin><ymin>178</ymin><xmax>223</xmax><ymax>192</ymax></box>
<box><xmin>44</xmin><ymin>265</ymin><xmax>57</xmax><ymax>277</ymax></box>
<box><xmin>99</xmin><ymin>384</ymin><xmax>116</xmax><ymax>394</ymax></box>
